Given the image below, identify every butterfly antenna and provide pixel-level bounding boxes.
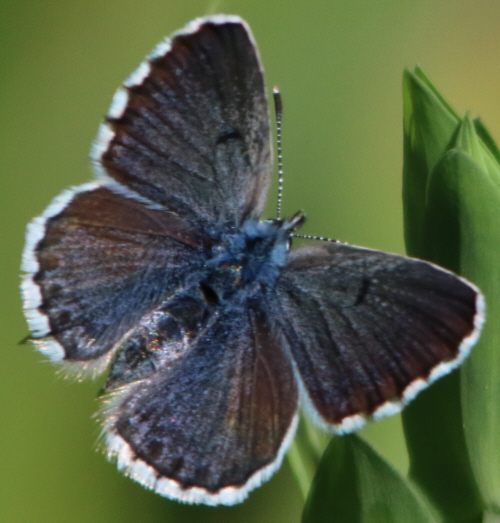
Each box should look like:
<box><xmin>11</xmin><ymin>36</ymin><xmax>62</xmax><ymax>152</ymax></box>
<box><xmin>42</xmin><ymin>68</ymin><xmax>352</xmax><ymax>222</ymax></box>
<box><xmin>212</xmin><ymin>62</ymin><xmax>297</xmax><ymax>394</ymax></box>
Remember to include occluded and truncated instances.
<box><xmin>273</xmin><ymin>88</ymin><xmax>337</xmax><ymax>244</ymax></box>
<box><xmin>273</xmin><ymin>87</ymin><xmax>284</xmax><ymax>219</ymax></box>
<box><xmin>291</xmin><ymin>233</ymin><xmax>338</xmax><ymax>243</ymax></box>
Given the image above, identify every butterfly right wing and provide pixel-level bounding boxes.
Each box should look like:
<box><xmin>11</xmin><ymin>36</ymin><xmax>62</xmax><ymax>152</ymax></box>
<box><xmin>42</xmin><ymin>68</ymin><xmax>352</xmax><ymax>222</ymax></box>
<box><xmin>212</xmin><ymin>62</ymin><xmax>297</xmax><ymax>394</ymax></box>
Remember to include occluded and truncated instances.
<box><xmin>269</xmin><ymin>242</ymin><xmax>484</xmax><ymax>432</ymax></box>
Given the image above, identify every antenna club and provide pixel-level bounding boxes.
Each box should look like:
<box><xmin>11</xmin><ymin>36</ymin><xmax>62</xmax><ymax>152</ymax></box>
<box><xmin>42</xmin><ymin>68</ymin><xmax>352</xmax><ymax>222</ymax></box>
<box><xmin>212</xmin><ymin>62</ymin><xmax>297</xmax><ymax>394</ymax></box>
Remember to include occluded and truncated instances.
<box><xmin>273</xmin><ymin>87</ymin><xmax>283</xmax><ymax>118</ymax></box>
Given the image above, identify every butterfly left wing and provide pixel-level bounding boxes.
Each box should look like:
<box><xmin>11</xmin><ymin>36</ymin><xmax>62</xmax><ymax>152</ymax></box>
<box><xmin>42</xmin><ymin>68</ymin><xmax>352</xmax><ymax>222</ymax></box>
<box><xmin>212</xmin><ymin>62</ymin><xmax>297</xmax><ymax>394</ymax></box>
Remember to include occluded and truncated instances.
<box><xmin>21</xmin><ymin>16</ymin><xmax>271</xmax><ymax>376</ymax></box>
<box><xmin>103</xmin><ymin>304</ymin><xmax>298</xmax><ymax>505</ymax></box>
<box><xmin>269</xmin><ymin>242</ymin><xmax>484</xmax><ymax>432</ymax></box>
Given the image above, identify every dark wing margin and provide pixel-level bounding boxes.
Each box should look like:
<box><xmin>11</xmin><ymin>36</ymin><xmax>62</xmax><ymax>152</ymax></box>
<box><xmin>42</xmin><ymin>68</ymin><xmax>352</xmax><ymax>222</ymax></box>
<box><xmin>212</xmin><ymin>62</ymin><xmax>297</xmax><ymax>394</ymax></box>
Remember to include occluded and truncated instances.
<box><xmin>91</xmin><ymin>15</ymin><xmax>272</xmax><ymax>230</ymax></box>
<box><xmin>102</xmin><ymin>305</ymin><xmax>299</xmax><ymax>505</ymax></box>
<box><xmin>270</xmin><ymin>242</ymin><xmax>485</xmax><ymax>433</ymax></box>
<box><xmin>21</xmin><ymin>184</ymin><xmax>206</xmax><ymax>377</ymax></box>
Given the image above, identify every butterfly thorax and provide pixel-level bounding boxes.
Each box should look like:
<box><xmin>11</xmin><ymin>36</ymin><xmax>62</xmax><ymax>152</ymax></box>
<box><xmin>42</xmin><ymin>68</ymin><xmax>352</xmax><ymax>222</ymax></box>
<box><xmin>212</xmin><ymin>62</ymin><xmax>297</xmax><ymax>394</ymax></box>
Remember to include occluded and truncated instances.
<box><xmin>202</xmin><ymin>213</ymin><xmax>305</xmax><ymax>303</ymax></box>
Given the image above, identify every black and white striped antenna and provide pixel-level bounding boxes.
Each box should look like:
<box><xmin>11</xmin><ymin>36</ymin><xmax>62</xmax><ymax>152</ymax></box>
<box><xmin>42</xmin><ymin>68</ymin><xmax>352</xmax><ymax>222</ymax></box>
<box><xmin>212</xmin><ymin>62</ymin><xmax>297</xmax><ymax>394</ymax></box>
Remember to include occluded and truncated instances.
<box><xmin>273</xmin><ymin>87</ymin><xmax>337</xmax><ymax>243</ymax></box>
<box><xmin>273</xmin><ymin>87</ymin><xmax>284</xmax><ymax>219</ymax></box>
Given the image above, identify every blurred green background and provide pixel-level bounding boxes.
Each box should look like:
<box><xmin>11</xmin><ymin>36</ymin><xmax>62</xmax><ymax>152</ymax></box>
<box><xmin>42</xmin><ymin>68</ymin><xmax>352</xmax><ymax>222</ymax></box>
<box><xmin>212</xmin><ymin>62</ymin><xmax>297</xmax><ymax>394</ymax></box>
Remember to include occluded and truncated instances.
<box><xmin>2</xmin><ymin>1</ymin><xmax>500</xmax><ymax>522</ymax></box>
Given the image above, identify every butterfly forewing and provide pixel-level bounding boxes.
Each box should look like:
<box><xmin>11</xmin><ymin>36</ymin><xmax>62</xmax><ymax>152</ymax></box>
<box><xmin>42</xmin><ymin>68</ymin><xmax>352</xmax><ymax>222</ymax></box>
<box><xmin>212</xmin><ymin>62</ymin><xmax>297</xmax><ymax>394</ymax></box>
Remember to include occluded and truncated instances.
<box><xmin>94</xmin><ymin>16</ymin><xmax>272</xmax><ymax>229</ymax></box>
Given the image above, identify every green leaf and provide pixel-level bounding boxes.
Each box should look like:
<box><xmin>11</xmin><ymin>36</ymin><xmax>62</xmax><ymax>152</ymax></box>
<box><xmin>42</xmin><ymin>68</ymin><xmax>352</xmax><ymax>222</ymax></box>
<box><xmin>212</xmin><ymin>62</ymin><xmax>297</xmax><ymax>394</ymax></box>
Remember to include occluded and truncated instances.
<box><xmin>402</xmin><ymin>67</ymin><xmax>459</xmax><ymax>255</ymax></box>
<box><xmin>402</xmin><ymin>375</ymin><xmax>483</xmax><ymax>522</ymax></box>
<box><xmin>411</xmin><ymin>113</ymin><xmax>500</xmax><ymax>516</ymax></box>
<box><xmin>287</xmin><ymin>416</ymin><xmax>331</xmax><ymax>500</ymax></box>
<box><xmin>444</xmin><ymin>120</ymin><xmax>500</xmax><ymax>515</ymax></box>
<box><xmin>412</xmin><ymin>147</ymin><xmax>495</xmax><ymax>521</ymax></box>
<box><xmin>402</xmin><ymin>70</ymin><xmax>486</xmax><ymax>522</ymax></box>
<box><xmin>302</xmin><ymin>435</ymin><xmax>438</xmax><ymax>523</ymax></box>
<box><xmin>454</xmin><ymin>116</ymin><xmax>500</xmax><ymax>189</ymax></box>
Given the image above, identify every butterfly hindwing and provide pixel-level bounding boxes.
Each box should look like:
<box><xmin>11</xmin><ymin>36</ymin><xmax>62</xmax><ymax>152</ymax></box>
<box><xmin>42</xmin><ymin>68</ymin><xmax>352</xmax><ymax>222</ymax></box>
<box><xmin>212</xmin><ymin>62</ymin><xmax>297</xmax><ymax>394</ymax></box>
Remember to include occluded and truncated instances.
<box><xmin>270</xmin><ymin>242</ymin><xmax>484</xmax><ymax>432</ymax></box>
<box><xmin>104</xmin><ymin>304</ymin><xmax>299</xmax><ymax>505</ymax></box>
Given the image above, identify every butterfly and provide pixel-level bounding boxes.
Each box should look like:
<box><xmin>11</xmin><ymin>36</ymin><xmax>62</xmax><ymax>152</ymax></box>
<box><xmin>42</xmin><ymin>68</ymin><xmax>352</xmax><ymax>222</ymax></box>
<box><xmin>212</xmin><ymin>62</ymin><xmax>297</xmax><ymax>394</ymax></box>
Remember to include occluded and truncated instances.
<box><xmin>21</xmin><ymin>14</ymin><xmax>484</xmax><ymax>506</ymax></box>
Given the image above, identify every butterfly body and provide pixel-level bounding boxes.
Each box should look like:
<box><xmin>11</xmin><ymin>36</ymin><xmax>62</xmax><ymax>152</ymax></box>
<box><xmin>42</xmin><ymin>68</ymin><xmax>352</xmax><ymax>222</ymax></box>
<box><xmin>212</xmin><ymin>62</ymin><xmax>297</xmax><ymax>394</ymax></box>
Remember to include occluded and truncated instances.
<box><xmin>104</xmin><ymin>214</ymin><xmax>295</xmax><ymax>392</ymax></box>
<box><xmin>21</xmin><ymin>15</ymin><xmax>484</xmax><ymax>506</ymax></box>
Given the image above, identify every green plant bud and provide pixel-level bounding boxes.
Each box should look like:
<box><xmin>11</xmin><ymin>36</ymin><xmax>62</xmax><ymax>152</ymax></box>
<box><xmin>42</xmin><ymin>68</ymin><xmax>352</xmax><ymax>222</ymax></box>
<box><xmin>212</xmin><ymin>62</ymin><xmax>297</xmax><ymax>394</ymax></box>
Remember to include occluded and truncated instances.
<box><xmin>403</xmin><ymin>67</ymin><xmax>500</xmax><ymax>519</ymax></box>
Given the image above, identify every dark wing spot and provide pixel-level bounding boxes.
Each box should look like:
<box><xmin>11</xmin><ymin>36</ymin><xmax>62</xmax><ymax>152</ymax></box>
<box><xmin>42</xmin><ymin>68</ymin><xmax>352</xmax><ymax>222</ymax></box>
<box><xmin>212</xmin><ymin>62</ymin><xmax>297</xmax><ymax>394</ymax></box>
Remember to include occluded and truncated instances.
<box><xmin>145</xmin><ymin>439</ymin><xmax>164</xmax><ymax>461</ymax></box>
<box><xmin>354</xmin><ymin>276</ymin><xmax>371</xmax><ymax>306</ymax></box>
<box><xmin>215</xmin><ymin>129</ymin><xmax>243</xmax><ymax>145</ymax></box>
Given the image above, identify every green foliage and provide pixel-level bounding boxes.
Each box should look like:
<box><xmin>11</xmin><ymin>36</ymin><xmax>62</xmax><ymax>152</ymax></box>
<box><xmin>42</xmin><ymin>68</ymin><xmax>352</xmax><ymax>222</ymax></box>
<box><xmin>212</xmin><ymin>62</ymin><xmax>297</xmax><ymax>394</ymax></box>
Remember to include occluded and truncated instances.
<box><xmin>402</xmin><ymin>68</ymin><xmax>485</xmax><ymax>522</ymax></box>
<box><xmin>288</xmin><ymin>417</ymin><xmax>332</xmax><ymax>500</ymax></box>
<box><xmin>403</xmin><ymin>67</ymin><xmax>500</xmax><ymax>520</ymax></box>
<box><xmin>298</xmin><ymin>67</ymin><xmax>500</xmax><ymax>522</ymax></box>
<box><xmin>303</xmin><ymin>435</ymin><xmax>438</xmax><ymax>523</ymax></box>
